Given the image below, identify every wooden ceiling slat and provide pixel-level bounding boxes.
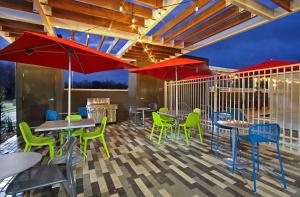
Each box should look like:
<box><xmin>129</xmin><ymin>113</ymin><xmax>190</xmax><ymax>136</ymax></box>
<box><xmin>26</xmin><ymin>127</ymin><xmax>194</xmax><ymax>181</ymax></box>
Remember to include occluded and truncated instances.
<box><xmin>134</xmin><ymin>43</ymin><xmax>181</xmax><ymax>53</ymax></box>
<box><xmin>185</xmin><ymin>11</ymin><xmax>253</xmax><ymax>47</ymax></box>
<box><xmin>129</xmin><ymin>48</ymin><xmax>176</xmax><ymax>55</ymax></box>
<box><xmin>125</xmin><ymin>51</ymin><xmax>171</xmax><ymax>58</ymax></box>
<box><xmin>174</xmin><ymin>6</ymin><xmax>239</xmax><ymax>46</ymax></box>
<box><xmin>270</xmin><ymin>0</ymin><xmax>291</xmax><ymax>12</ymax></box>
<box><xmin>46</xmin><ymin>0</ymin><xmax>145</xmax><ymax>26</ymax></box>
<box><xmin>97</xmin><ymin>36</ymin><xmax>106</xmax><ymax>51</ymax></box>
<box><xmin>107</xmin><ymin>38</ymin><xmax>120</xmax><ymax>54</ymax></box>
<box><xmin>33</xmin><ymin>0</ymin><xmax>55</xmax><ymax>35</ymax></box>
<box><xmin>152</xmin><ymin>0</ymin><xmax>211</xmax><ymax>42</ymax></box>
<box><xmin>79</xmin><ymin>0</ymin><xmax>153</xmax><ymax>19</ymax></box>
<box><xmin>163</xmin><ymin>0</ymin><xmax>226</xmax><ymax>44</ymax></box>
<box><xmin>52</xmin><ymin>8</ymin><xmax>138</xmax><ymax>33</ymax></box>
<box><xmin>135</xmin><ymin>0</ymin><xmax>163</xmax><ymax>8</ymax></box>
<box><xmin>0</xmin><ymin>18</ymin><xmax>44</xmax><ymax>33</ymax></box>
<box><xmin>0</xmin><ymin>0</ymin><xmax>32</xmax><ymax>13</ymax></box>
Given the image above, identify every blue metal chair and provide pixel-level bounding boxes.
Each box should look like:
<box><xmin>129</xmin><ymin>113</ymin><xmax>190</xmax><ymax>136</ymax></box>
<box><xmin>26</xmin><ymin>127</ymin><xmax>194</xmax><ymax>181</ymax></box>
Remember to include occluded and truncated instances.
<box><xmin>78</xmin><ymin>107</ymin><xmax>88</xmax><ymax>118</ymax></box>
<box><xmin>228</xmin><ymin>108</ymin><xmax>247</xmax><ymax>121</ymax></box>
<box><xmin>233</xmin><ymin>123</ymin><xmax>286</xmax><ymax>192</ymax></box>
<box><xmin>45</xmin><ymin>109</ymin><xmax>60</xmax><ymax>121</ymax></box>
<box><xmin>210</xmin><ymin>112</ymin><xmax>233</xmax><ymax>158</ymax></box>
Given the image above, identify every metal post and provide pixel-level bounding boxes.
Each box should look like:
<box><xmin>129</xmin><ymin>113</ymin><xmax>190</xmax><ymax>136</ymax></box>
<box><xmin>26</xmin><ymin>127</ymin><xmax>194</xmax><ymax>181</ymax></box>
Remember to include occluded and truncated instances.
<box><xmin>164</xmin><ymin>81</ymin><xmax>167</xmax><ymax>107</ymax></box>
<box><xmin>175</xmin><ymin>66</ymin><xmax>178</xmax><ymax>115</ymax></box>
<box><xmin>68</xmin><ymin>51</ymin><xmax>71</xmax><ymax>126</ymax></box>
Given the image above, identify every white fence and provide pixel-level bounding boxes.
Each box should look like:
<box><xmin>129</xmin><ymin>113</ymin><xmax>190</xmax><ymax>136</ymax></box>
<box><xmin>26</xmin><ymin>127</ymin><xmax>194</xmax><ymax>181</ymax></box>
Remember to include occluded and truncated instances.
<box><xmin>164</xmin><ymin>63</ymin><xmax>300</xmax><ymax>152</ymax></box>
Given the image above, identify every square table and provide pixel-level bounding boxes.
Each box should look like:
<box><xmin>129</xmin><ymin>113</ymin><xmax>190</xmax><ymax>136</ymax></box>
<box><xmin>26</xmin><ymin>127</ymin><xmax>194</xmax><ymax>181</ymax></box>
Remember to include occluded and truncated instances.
<box><xmin>35</xmin><ymin>119</ymin><xmax>95</xmax><ymax>132</ymax></box>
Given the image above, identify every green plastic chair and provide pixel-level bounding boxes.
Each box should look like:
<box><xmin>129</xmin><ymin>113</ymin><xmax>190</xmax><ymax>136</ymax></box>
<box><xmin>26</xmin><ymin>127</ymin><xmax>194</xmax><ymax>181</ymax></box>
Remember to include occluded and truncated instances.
<box><xmin>80</xmin><ymin>117</ymin><xmax>110</xmax><ymax>159</ymax></box>
<box><xmin>159</xmin><ymin>107</ymin><xmax>175</xmax><ymax>123</ymax></box>
<box><xmin>19</xmin><ymin>122</ymin><xmax>55</xmax><ymax>159</ymax></box>
<box><xmin>193</xmin><ymin>108</ymin><xmax>204</xmax><ymax>142</ymax></box>
<box><xmin>150</xmin><ymin>112</ymin><xmax>174</xmax><ymax>144</ymax></box>
<box><xmin>178</xmin><ymin>112</ymin><xmax>202</xmax><ymax>145</ymax></box>
<box><xmin>60</xmin><ymin>115</ymin><xmax>84</xmax><ymax>155</ymax></box>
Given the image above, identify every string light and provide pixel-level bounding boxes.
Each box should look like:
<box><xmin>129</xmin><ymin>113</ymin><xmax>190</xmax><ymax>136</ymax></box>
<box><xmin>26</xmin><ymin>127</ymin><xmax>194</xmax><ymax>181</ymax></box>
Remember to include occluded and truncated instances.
<box><xmin>132</xmin><ymin>18</ymin><xmax>135</xmax><ymax>24</ymax></box>
<box><xmin>195</xmin><ymin>6</ymin><xmax>198</xmax><ymax>12</ymax></box>
<box><xmin>157</xmin><ymin>10</ymin><xmax>161</xmax><ymax>19</ymax></box>
<box><xmin>119</xmin><ymin>6</ymin><xmax>123</xmax><ymax>12</ymax></box>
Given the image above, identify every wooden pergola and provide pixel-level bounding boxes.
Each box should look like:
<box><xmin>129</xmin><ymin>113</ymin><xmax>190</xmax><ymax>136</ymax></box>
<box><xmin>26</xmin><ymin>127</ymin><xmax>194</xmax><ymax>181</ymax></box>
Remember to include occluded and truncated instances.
<box><xmin>0</xmin><ymin>0</ymin><xmax>299</xmax><ymax>64</ymax></box>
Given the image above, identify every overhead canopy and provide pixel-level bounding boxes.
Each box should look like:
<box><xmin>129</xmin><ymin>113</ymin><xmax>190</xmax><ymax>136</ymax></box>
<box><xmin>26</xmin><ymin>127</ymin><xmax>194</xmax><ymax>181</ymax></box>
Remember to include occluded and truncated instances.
<box><xmin>130</xmin><ymin>57</ymin><xmax>211</xmax><ymax>80</ymax></box>
<box><xmin>0</xmin><ymin>31</ymin><xmax>136</xmax><ymax>74</ymax></box>
<box><xmin>233</xmin><ymin>60</ymin><xmax>299</xmax><ymax>76</ymax></box>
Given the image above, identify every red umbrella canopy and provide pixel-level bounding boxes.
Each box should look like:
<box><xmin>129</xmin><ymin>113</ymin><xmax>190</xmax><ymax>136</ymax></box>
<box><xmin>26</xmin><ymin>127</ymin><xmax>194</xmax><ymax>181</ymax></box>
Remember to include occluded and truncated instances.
<box><xmin>233</xmin><ymin>60</ymin><xmax>299</xmax><ymax>76</ymax></box>
<box><xmin>0</xmin><ymin>31</ymin><xmax>135</xmax><ymax>73</ymax></box>
<box><xmin>130</xmin><ymin>57</ymin><xmax>210</xmax><ymax>80</ymax></box>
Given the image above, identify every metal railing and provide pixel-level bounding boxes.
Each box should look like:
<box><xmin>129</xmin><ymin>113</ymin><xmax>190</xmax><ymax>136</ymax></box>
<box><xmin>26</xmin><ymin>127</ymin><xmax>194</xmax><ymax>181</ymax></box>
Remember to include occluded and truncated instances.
<box><xmin>164</xmin><ymin>63</ymin><xmax>300</xmax><ymax>153</ymax></box>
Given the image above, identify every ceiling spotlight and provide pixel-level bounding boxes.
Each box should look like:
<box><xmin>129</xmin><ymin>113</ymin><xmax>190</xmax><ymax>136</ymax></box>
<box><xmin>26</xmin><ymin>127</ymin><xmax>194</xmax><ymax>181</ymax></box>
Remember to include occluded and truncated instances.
<box><xmin>157</xmin><ymin>11</ymin><xmax>161</xmax><ymax>19</ymax></box>
<box><xmin>119</xmin><ymin>6</ymin><xmax>123</xmax><ymax>12</ymax></box>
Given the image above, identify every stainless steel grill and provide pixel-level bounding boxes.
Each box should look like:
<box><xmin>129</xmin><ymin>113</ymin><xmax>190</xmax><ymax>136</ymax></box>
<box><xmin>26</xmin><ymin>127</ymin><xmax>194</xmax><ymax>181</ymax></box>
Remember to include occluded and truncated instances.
<box><xmin>86</xmin><ymin>98</ymin><xmax>118</xmax><ymax>123</ymax></box>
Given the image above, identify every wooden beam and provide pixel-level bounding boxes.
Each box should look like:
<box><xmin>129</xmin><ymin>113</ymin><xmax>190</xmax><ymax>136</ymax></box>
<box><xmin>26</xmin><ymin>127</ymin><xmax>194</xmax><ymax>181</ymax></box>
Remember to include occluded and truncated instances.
<box><xmin>97</xmin><ymin>35</ymin><xmax>106</xmax><ymax>51</ymax></box>
<box><xmin>0</xmin><ymin>0</ymin><xmax>32</xmax><ymax>13</ymax></box>
<box><xmin>134</xmin><ymin>43</ymin><xmax>181</xmax><ymax>53</ymax></box>
<box><xmin>125</xmin><ymin>51</ymin><xmax>171</xmax><ymax>58</ymax></box>
<box><xmin>185</xmin><ymin>11</ymin><xmax>252</xmax><ymax>47</ymax></box>
<box><xmin>229</xmin><ymin>0</ymin><xmax>275</xmax><ymax>20</ymax></box>
<box><xmin>46</xmin><ymin>0</ymin><xmax>145</xmax><ymax>26</ymax></box>
<box><xmin>106</xmin><ymin>38</ymin><xmax>120</xmax><ymax>54</ymax></box>
<box><xmin>0</xmin><ymin>18</ymin><xmax>44</xmax><ymax>33</ymax></box>
<box><xmin>129</xmin><ymin>48</ymin><xmax>176</xmax><ymax>55</ymax></box>
<box><xmin>163</xmin><ymin>0</ymin><xmax>226</xmax><ymax>44</ymax></box>
<box><xmin>33</xmin><ymin>0</ymin><xmax>55</xmax><ymax>35</ymax></box>
<box><xmin>174</xmin><ymin>5</ymin><xmax>239</xmax><ymax>46</ymax></box>
<box><xmin>52</xmin><ymin>8</ymin><xmax>138</xmax><ymax>33</ymax></box>
<box><xmin>135</xmin><ymin>0</ymin><xmax>163</xmax><ymax>8</ymax></box>
<box><xmin>152</xmin><ymin>0</ymin><xmax>211</xmax><ymax>42</ymax></box>
<box><xmin>79</xmin><ymin>0</ymin><xmax>153</xmax><ymax>19</ymax></box>
<box><xmin>270</xmin><ymin>0</ymin><xmax>291</xmax><ymax>12</ymax></box>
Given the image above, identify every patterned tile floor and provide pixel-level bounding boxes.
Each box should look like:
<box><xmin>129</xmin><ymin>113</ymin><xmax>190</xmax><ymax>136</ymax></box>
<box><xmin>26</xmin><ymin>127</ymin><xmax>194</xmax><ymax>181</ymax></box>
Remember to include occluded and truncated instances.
<box><xmin>1</xmin><ymin>120</ymin><xmax>300</xmax><ymax>197</ymax></box>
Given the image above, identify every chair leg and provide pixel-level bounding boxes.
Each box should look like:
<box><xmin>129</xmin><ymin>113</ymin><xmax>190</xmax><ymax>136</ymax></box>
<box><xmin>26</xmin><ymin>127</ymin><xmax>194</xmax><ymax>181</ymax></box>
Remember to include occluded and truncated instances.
<box><xmin>150</xmin><ymin>125</ymin><xmax>155</xmax><ymax>140</ymax></box>
<box><xmin>157</xmin><ymin>127</ymin><xmax>164</xmax><ymax>145</ymax></box>
<box><xmin>24</xmin><ymin>143</ymin><xmax>29</xmax><ymax>152</ymax></box>
<box><xmin>60</xmin><ymin>134</ymin><xmax>64</xmax><ymax>156</ymax></box>
<box><xmin>177</xmin><ymin>126</ymin><xmax>181</xmax><ymax>138</ymax></box>
<box><xmin>216</xmin><ymin>127</ymin><xmax>219</xmax><ymax>159</ymax></box>
<box><xmin>256</xmin><ymin>143</ymin><xmax>260</xmax><ymax>172</ymax></box>
<box><xmin>198</xmin><ymin>123</ymin><xmax>203</xmax><ymax>143</ymax></box>
<box><xmin>49</xmin><ymin>144</ymin><xmax>55</xmax><ymax>159</ymax></box>
<box><xmin>83</xmin><ymin>139</ymin><xmax>88</xmax><ymax>161</ymax></box>
<box><xmin>184</xmin><ymin>126</ymin><xmax>189</xmax><ymax>145</ymax></box>
<box><xmin>277</xmin><ymin>142</ymin><xmax>287</xmax><ymax>189</ymax></box>
<box><xmin>101</xmin><ymin>136</ymin><xmax>110</xmax><ymax>159</ymax></box>
<box><xmin>164</xmin><ymin>128</ymin><xmax>167</xmax><ymax>138</ymax></box>
<box><xmin>210</xmin><ymin>125</ymin><xmax>214</xmax><ymax>151</ymax></box>
<box><xmin>27</xmin><ymin>145</ymin><xmax>32</xmax><ymax>152</ymax></box>
<box><xmin>251</xmin><ymin>143</ymin><xmax>257</xmax><ymax>192</ymax></box>
<box><xmin>170</xmin><ymin>126</ymin><xmax>174</xmax><ymax>141</ymax></box>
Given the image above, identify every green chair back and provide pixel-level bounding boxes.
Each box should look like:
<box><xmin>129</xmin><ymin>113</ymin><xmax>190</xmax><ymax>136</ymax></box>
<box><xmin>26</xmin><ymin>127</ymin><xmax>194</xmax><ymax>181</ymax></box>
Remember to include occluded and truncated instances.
<box><xmin>185</xmin><ymin>112</ymin><xmax>199</xmax><ymax>127</ymax></box>
<box><xmin>99</xmin><ymin>116</ymin><xmax>107</xmax><ymax>135</ymax></box>
<box><xmin>193</xmin><ymin>108</ymin><xmax>201</xmax><ymax>114</ymax></box>
<box><xmin>159</xmin><ymin>107</ymin><xmax>169</xmax><ymax>113</ymax></box>
<box><xmin>65</xmin><ymin>114</ymin><xmax>82</xmax><ymax>121</ymax></box>
<box><xmin>152</xmin><ymin>112</ymin><xmax>163</xmax><ymax>126</ymax></box>
<box><xmin>19</xmin><ymin>122</ymin><xmax>33</xmax><ymax>144</ymax></box>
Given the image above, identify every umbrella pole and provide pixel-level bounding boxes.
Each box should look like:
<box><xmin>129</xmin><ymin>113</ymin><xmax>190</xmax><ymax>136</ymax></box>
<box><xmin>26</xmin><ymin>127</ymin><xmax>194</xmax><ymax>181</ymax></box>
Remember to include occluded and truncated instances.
<box><xmin>175</xmin><ymin>66</ymin><xmax>178</xmax><ymax>115</ymax></box>
<box><xmin>68</xmin><ymin>51</ymin><xmax>71</xmax><ymax>126</ymax></box>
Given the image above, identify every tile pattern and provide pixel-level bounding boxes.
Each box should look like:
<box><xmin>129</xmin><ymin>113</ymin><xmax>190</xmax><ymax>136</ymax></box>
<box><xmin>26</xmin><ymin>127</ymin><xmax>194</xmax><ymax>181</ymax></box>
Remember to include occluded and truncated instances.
<box><xmin>1</xmin><ymin>120</ymin><xmax>300</xmax><ymax>197</ymax></box>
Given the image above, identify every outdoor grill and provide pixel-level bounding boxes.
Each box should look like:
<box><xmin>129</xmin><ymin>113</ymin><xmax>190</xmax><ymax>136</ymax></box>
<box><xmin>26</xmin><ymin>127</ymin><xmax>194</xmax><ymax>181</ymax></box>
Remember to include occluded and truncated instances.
<box><xmin>86</xmin><ymin>98</ymin><xmax>118</xmax><ymax>123</ymax></box>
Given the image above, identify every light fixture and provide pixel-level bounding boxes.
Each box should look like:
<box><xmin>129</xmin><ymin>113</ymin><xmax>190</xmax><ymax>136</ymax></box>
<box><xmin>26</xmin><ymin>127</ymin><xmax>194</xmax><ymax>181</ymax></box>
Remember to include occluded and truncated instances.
<box><xmin>195</xmin><ymin>6</ymin><xmax>199</xmax><ymax>12</ymax></box>
<box><xmin>119</xmin><ymin>6</ymin><xmax>123</xmax><ymax>12</ymax></box>
<box><xmin>132</xmin><ymin>18</ymin><xmax>135</xmax><ymax>24</ymax></box>
<box><xmin>157</xmin><ymin>11</ymin><xmax>161</xmax><ymax>18</ymax></box>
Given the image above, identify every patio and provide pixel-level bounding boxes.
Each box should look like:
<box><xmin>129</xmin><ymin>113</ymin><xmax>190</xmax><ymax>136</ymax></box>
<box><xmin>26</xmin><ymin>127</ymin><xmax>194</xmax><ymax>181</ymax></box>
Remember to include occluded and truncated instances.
<box><xmin>1</xmin><ymin>120</ymin><xmax>300</xmax><ymax>197</ymax></box>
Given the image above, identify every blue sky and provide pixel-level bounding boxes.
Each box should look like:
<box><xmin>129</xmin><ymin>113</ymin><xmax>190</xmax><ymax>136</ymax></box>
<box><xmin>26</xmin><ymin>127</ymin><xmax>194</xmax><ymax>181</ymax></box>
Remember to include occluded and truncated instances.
<box><xmin>188</xmin><ymin>11</ymin><xmax>300</xmax><ymax>69</ymax></box>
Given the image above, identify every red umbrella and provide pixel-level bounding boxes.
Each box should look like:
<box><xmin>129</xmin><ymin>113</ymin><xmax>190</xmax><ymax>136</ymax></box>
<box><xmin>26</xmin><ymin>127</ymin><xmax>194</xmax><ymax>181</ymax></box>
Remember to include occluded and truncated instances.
<box><xmin>182</xmin><ymin>73</ymin><xmax>214</xmax><ymax>80</ymax></box>
<box><xmin>130</xmin><ymin>57</ymin><xmax>209</xmax><ymax>80</ymax></box>
<box><xmin>233</xmin><ymin>60</ymin><xmax>299</xmax><ymax>76</ymax></box>
<box><xmin>130</xmin><ymin>57</ymin><xmax>210</xmax><ymax>114</ymax></box>
<box><xmin>0</xmin><ymin>31</ymin><xmax>135</xmax><ymax>124</ymax></box>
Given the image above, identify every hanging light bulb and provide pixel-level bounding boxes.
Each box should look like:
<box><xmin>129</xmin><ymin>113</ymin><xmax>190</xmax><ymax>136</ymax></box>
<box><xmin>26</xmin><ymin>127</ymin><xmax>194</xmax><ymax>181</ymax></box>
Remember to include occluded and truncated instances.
<box><xmin>119</xmin><ymin>6</ymin><xmax>123</xmax><ymax>12</ymax></box>
<box><xmin>132</xmin><ymin>18</ymin><xmax>135</xmax><ymax>24</ymax></box>
<box><xmin>195</xmin><ymin>6</ymin><xmax>199</xmax><ymax>12</ymax></box>
<box><xmin>157</xmin><ymin>10</ymin><xmax>161</xmax><ymax>19</ymax></box>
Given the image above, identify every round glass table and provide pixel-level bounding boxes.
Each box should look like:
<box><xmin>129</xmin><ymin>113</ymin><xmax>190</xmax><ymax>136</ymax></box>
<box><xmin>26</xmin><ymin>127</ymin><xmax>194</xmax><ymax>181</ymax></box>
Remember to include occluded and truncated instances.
<box><xmin>0</xmin><ymin>152</ymin><xmax>42</xmax><ymax>179</ymax></box>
